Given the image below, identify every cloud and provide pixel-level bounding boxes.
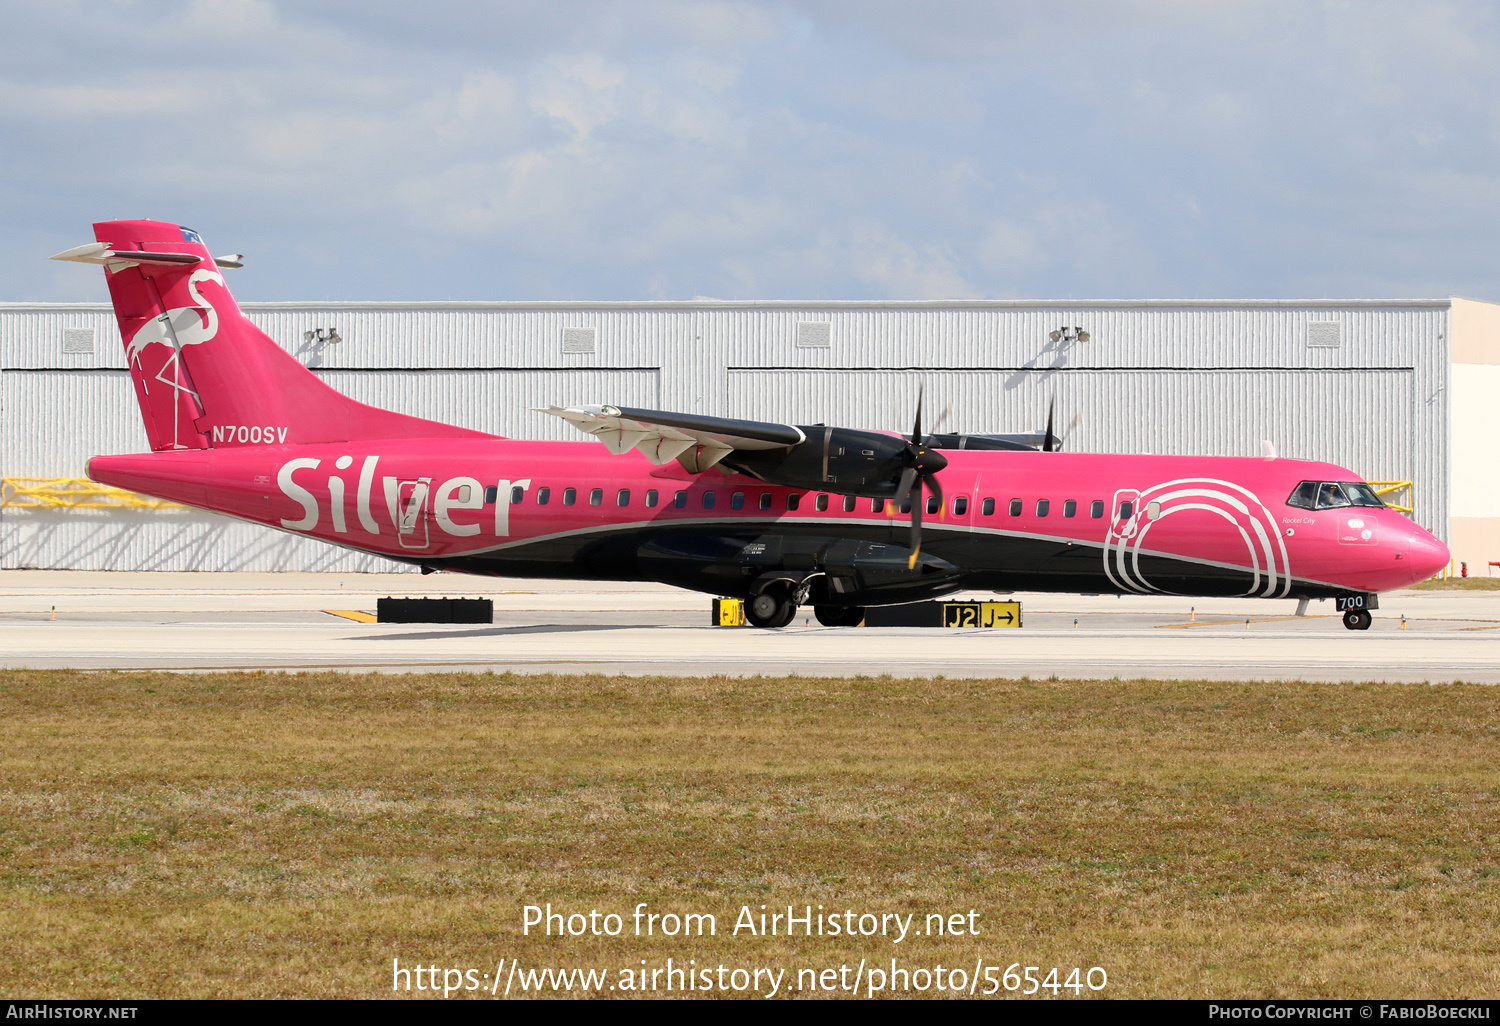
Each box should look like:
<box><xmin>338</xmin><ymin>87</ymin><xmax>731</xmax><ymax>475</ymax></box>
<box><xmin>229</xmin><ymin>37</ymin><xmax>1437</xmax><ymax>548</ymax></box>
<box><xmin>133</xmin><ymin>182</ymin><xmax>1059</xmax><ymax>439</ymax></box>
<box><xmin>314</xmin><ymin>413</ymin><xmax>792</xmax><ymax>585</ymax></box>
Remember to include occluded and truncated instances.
<box><xmin>847</xmin><ymin>223</ymin><xmax>979</xmax><ymax>299</ymax></box>
<box><xmin>3</xmin><ymin>0</ymin><xmax>1500</xmax><ymax>303</ymax></box>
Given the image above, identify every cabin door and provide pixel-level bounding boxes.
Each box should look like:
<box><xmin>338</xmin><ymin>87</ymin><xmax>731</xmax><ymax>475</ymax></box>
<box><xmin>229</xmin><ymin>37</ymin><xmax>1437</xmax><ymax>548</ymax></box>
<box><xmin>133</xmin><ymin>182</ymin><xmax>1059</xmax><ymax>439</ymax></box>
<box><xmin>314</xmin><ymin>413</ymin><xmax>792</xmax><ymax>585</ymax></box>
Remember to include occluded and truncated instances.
<box><xmin>396</xmin><ymin>478</ymin><xmax>431</xmax><ymax>549</ymax></box>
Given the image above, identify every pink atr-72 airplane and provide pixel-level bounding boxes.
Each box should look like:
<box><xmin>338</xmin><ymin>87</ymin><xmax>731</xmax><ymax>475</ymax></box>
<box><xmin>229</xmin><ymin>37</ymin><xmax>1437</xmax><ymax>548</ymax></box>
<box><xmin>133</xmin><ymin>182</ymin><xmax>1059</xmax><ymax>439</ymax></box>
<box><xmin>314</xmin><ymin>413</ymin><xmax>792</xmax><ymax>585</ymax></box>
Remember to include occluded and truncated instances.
<box><xmin>52</xmin><ymin>219</ymin><xmax>1449</xmax><ymax>630</ymax></box>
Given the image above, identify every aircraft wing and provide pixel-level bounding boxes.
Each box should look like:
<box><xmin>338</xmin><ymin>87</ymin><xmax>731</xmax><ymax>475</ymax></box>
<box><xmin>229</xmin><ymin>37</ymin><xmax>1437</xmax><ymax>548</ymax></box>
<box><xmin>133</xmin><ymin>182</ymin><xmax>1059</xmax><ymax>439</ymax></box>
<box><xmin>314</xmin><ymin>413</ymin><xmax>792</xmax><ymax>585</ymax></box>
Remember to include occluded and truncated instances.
<box><xmin>928</xmin><ymin>431</ymin><xmax>1047</xmax><ymax>451</ymax></box>
<box><xmin>540</xmin><ymin>405</ymin><xmax>806</xmax><ymax>472</ymax></box>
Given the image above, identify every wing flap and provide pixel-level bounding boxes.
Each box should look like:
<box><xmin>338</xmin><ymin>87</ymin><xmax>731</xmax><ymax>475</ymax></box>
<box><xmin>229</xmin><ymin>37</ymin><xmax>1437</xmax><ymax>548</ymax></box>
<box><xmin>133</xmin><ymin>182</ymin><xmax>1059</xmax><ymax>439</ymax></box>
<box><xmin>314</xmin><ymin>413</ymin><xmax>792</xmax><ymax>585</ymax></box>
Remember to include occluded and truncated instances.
<box><xmin>539</xmin><ymin>405</ymin><xmax>804</xmax><ymax>471</ymax></box>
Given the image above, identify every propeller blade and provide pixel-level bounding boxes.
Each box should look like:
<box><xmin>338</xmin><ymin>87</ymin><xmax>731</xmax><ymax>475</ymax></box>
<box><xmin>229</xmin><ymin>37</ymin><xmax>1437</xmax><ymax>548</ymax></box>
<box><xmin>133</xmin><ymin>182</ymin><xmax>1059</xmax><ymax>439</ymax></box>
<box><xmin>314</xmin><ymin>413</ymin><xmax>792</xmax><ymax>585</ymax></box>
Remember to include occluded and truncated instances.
<box><xmin>896</xmin><ymin>465</ymin><xmax>918</xmax><ymax>506</ymax></box>
<box><xmin>927</xmin><ymin>472</ymin><xmax>944</xmax><ymax>510</ymax></box>
<box><xmin>894</xmin><ymin>465</ymin><xmax>920</xmax><ymax>568</ymax></box>
<box><xmin>927</xmin><ymin>404</ymin><xmax>952</xmax><ymax>440</ymax></box>
<box><xmin>1043</xmin><ymin>398</ymin><xmax>1058</xmax><ymax>452</ymax></box>
<box><xmin>911</xmin><ymin>384</ymin><xmax>924</xmax><ymax>445</ymax></box>
<box><xmin>908</xmin><ymin>484</ymin><xmax>922</xmax><ymax>569</ymax></box>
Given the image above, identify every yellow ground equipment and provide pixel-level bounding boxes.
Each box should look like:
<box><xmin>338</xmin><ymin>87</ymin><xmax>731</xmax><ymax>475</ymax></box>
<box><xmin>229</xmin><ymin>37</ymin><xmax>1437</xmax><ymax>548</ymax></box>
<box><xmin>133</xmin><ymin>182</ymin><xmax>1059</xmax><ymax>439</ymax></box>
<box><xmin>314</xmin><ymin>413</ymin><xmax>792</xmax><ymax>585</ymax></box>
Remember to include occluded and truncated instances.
<box><xmin>712</xmin><ymin>598</ymin><xmax>746</xmax><ymax>626</ymax></box>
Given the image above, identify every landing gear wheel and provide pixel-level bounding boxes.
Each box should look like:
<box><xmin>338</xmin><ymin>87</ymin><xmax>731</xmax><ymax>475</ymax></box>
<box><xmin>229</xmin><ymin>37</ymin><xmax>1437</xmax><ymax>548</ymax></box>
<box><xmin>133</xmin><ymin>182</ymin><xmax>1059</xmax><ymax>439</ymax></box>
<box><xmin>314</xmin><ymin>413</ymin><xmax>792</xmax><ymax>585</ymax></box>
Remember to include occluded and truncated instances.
<box><xmin>1342</xmin><ymin>609</ymin><xmax>1373</xmax><ymax>631</ymax></box>
<box><xmin>747</xmin><ymin>589</ymin><xmax>797</xmax><ymax>629</ymax></box>
<box><xmin>814</xmin><ymin>605</ymin><xmax>866</xmax><ymax>627</ymax></box>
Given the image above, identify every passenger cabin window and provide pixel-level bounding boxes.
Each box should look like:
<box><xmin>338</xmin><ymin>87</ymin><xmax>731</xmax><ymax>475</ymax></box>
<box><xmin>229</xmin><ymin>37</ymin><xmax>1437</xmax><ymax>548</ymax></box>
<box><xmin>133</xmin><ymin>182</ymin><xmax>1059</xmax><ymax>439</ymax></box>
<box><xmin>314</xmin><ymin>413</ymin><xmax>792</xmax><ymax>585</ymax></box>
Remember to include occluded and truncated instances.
<box><xmin>982</xmin><ymin>498</ymin><xmax>995</xmax><ymax>516</ymax></box>
<box><xmin>617</xmin><ymin>488</ymin><xmax>630</xmax><ymax>507</ymax></box>
<box><xmin>844</xmin><ymin>495</ymin><xmax>856</xmax><ymax>513</ymax></box>
<box><xmin>511</xmin><ymin>486</ymin><xmax>524</xmax><ymax>504</ymax></box>
<box><xmin>563</xmin><ymin>487</ymin><xmax>577</xmax><ymax>506</ymax></box>
<box><xmin>731</xmin><ymin>491</ymin><xmax>745</xmax><ymax>510</ymax></box>
<box><xmin>926</xmin><ymin>495</ymin><xmax>940</xmax><ymax>515</ymax></box>
<box><xmin>760</xmin><ymin>492</ymin><xmax>773</xmax><ymax>510</ymax></box>
<box><xmin>1036</xmin><ymin>499</ymin><xmax>1050</xmax><ymax>517</ymax></box>
<box><xmin>899</xmin><ymin>498</ymin><xmax>912</xmax><ymax>514</ymax></box>
<box><xmin>1119</xmin><ymin>500</ymin><xmax>1134</xmax><ymax>520</ymax></box>
<box><xmin>484</xmin><ymin>485</ymin><xmax>498</xmax><ymax>504</ymax></box>
<box><xmin>673</xmin><ymin>490</ymin><xmax>687</xmax><ymax>508</ymax></box>
<box><xmin>1008</xmin><ymin>498</ymin><xmax>1022</xmax><ymax>517</ymax></box>
<box><xmin>1090</xmin><ymin>499</ymin><xmax>1104</xmax><ymax>518</ymax></box>
<box><xmin>645</xmin><ymin>489</ymin><xmax>658</xmax><ymax>508</ymax></box>
<box><xmin>1146</xmin><ymin>500</ymin><xmax>1161</xmax><ymax>520</ymax></box>
<box><xmin>589</xmin><ymin>488</ymin><xmax>603</xmax><ymax>507</ymax></box>
<box><xmin>537</xmin><ymin>487</ymin><xmax>551</xmax><ymax>505</ymax></box>
<box><xmin>786</xmin><ymin>493</ymin><xmax>800</xmax><ymax>511</ymax></box>
<box><xmin>816</xmin><ymin>494</ymin><xmax>829</xmax><ymax>512</ymax></box>
<box><xmin>702</xmin><ymin>491</ymin><xmax>716</xmax><ymax>509</ymax></box>
<box><xmin>1063</xmin><ymin>499</ymin><xmax>1076</xmax><ymax>518</ymax></box>
<box><xmin>870</xmin><ymin>498</ymin><xmax>882</xmax><ymax>513</ymax></box>
<box><xmin>954</xmin><ymin>496</ymin><xmax>968</xmax><ymax>515</ymax></box>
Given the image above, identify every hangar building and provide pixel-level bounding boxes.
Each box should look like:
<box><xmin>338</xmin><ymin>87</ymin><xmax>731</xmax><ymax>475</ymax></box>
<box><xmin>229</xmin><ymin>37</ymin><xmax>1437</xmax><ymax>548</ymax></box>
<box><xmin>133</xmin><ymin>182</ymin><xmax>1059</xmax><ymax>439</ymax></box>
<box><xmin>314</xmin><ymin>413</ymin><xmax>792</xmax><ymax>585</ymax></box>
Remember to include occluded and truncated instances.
<box><xmin>2</xmin><ymin>297</ymin><xmax>1497</xmax><ymax>575</ymax></box>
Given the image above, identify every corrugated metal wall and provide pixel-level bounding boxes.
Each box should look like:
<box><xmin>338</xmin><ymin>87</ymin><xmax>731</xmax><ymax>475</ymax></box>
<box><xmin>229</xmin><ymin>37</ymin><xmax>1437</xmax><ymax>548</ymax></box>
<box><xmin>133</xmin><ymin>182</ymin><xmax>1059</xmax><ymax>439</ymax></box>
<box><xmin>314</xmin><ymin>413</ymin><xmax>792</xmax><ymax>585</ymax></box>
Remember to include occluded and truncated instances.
<box><xmin>312</xmin><ymin>369</ymin><xmax>659</xmax><ymax>439</ymax></box>
<box><xmin>703</xmin><ymin>303</ymin><xmax>1440</xmax><ymax>371</ymax></box>
<box><xmin>725</xmin><ymin>367</ymin><xmax>1415</xmax><ymax>485</ymax></box>
<box><xmin>2</xmin><ymin>370</ymin><xmax>146</xmax><ymax>478</ymax></box>
<box><xmin>0</xmin><ymin>299</ymin><xmax>1451</xmax><ymax>570</ymax></box>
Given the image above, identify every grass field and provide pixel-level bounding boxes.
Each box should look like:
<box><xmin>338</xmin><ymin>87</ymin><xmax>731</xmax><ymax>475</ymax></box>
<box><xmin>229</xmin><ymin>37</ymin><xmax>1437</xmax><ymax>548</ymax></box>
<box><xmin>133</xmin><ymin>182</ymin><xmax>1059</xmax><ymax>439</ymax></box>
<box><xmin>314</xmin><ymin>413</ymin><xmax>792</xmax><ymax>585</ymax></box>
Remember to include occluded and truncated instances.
<box><xmin>1</xmin><ymin>669</ymin><xmax>1498</xmax><ymax>999</ymax></box>
<box><xmin>1410</xmin><ymin>577</ymin><xmax>1500</xmax><ymax>591</ymax></box>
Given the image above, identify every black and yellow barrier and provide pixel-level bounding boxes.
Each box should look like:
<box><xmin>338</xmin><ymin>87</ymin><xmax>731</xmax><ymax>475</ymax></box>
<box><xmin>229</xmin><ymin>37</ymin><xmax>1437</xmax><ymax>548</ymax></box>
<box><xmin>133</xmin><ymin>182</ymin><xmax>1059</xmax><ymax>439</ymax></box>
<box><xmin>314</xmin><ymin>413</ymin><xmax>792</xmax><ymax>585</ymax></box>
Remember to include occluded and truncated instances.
<box><xmin>865</xmin><ymin>601</ymin><xmax>1022</xmax><ymax>628</ymax></box>
<box><xmin>712</xmin><ymin>598</ymin><xmax>746</xmax><ymax>626</ymax></box>
<box><xmin>377</xmin><ymin>597</ymin><xmax>493</xmax><ymax>623</ymax></box>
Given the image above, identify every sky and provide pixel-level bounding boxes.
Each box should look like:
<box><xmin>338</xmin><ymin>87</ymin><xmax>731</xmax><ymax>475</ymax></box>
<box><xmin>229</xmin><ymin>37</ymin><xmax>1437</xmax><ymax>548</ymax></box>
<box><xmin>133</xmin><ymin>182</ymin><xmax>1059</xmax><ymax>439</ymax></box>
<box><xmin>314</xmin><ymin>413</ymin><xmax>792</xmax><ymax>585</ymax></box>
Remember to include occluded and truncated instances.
<box><xmin>4</xmin><ymin>0</ymin><xmax>1500</xmax><ymax>303</ymax></box>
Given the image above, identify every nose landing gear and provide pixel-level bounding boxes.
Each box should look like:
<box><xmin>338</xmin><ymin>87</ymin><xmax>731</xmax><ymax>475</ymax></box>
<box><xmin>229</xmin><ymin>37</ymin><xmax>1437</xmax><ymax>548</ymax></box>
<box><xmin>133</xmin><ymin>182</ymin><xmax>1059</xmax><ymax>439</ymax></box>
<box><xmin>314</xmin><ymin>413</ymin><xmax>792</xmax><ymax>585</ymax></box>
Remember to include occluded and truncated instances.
<box><xmin>1342</xmin><ymin>609</ymin><xmax>1373</xmax><ymax>631</ymax></box>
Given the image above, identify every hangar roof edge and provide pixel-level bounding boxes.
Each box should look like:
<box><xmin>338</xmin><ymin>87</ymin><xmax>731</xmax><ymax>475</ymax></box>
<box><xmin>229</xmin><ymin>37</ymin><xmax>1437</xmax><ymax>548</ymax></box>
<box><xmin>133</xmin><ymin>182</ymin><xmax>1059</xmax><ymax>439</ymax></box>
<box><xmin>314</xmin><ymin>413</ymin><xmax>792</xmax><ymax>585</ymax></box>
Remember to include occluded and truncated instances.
<box><xmin>0</xmin><ymin>297</ymin><xmax>1470</xmax><ymax>312</ymax></box>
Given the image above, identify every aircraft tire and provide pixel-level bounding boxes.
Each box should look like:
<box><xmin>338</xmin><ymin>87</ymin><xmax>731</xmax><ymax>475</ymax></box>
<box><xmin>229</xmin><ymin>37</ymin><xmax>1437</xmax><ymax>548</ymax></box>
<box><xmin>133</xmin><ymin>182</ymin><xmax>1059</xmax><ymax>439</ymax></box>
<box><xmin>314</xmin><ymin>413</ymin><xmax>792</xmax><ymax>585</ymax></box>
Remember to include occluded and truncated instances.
<box><xmin>747</xmin><ymin>589</ymin><xmax>797</xmax><ymax>629</ymax></box>
<box><xmin>813</xmin><ymin>605</ymin><xmax>866</xmax><ymax>627</ymax></box>
<box><xmin>1342</xmin><ymin>610</ymin><xmax>1373</xmax><ymax>631</ymax></box>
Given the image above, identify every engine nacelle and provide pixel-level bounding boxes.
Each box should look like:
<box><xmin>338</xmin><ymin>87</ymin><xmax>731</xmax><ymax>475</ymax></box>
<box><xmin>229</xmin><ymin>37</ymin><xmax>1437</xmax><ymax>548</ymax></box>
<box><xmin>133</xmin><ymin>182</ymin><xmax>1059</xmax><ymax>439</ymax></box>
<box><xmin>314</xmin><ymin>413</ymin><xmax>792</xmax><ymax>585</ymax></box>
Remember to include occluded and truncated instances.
<box><xmin>722</xmin><ymin>427</ymin><xmax>919</xmax><ymax>496</ymax></box>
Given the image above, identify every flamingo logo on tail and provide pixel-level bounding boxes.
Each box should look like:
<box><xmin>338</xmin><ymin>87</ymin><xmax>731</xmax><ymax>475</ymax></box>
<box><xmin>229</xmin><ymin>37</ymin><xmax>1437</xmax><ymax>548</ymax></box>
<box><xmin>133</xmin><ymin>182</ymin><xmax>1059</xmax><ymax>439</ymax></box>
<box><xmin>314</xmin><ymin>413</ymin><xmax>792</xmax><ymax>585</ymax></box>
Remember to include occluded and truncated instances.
<box><xmin>124</xmin><ymin>268</ymin><xmax>224</xmax><ymax>448</ymax></box>
<box><xmin>125</xmin><ymin>268</ymin><xmax>224</xmax><ymax>365</ymax></box>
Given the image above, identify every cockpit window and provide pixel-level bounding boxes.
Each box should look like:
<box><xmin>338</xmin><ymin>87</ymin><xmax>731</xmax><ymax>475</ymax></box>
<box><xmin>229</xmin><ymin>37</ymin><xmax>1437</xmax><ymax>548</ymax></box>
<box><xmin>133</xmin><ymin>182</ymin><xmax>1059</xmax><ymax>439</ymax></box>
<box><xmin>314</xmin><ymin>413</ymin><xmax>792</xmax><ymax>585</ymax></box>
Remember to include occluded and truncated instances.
<box><xmin>1342</xmin><ymin>482</ymin><xmax>1386</xmax><ymax>507</ymax></box>
<box><xmin>1287</xmin><ymin>480</ymin><xmax>1386</xmax><ymax>510</ymax></box>
<box><xmin>1287</xmin><ymin>481</ymin><xmax>1320</xmax><ymax>510</ymax></box>
<box><xmin>1316</xmin><ymin>483</ymin><xmax>1350</xmax><ymax>509</ymax></box>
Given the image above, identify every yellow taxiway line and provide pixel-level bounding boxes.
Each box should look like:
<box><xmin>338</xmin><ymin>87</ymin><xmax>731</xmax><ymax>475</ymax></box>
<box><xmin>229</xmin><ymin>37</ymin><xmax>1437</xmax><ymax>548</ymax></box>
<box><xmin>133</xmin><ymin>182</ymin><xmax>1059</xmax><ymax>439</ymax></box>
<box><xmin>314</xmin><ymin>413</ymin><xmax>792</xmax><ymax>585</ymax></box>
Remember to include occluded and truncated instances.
<box><xmin>324</xmin><ymin>610</ymin><xmax>378</xmax><ymax>623</ymax></box>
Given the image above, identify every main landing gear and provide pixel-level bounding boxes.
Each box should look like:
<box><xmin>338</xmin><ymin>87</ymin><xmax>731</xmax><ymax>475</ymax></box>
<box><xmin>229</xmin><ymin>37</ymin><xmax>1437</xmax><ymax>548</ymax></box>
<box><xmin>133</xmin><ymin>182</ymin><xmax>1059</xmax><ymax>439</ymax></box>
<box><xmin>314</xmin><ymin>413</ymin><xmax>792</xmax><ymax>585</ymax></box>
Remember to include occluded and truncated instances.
<box><xmin>813</xmin><ymin>605</ymin><xmax>866</xmax><ymax>627</ymax></box>
<box><xmin>746</xmin><ymin>589</ymin><xmax>797</xmax><ymax>629</ymax></box>
<box><xmin>1342</xmin><ymin>609</ymin><xmax>1373</xmax><ymax>631</ymax></box>
<box><xmin>744</xmin><ymin>580</ymin><xmax>867</xmax><ymax>629</ymax></box>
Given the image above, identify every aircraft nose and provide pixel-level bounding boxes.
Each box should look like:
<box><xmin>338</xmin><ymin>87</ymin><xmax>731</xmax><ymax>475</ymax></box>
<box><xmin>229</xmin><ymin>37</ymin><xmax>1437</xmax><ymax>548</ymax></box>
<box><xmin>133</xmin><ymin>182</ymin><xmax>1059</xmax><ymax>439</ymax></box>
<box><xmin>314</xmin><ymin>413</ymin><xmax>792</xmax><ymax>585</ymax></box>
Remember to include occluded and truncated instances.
<box><xmin>1402</xmin><ymin>526</ymin><xmax>1450</xmax><ymax>583</ymax></box>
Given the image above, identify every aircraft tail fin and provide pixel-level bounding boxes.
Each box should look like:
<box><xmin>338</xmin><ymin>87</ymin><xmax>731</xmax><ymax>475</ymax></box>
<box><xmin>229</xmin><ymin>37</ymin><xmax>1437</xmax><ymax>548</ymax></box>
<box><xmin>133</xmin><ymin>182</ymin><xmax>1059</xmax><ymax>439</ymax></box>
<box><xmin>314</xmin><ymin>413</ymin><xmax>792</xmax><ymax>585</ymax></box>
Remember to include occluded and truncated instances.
<box><xmin>54</xmin><ymin>220</ymin><xmax>491</xmax><ymax>451</ymax></box>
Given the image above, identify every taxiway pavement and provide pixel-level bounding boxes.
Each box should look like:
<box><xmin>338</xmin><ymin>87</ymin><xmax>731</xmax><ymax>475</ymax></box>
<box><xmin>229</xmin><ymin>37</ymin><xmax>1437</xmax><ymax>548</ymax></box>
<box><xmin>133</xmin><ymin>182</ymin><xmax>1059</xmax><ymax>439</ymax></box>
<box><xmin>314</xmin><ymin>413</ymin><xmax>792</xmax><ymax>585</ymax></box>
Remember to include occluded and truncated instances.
<box><xmin>0</xmin><ymin>571</ymin><xmax>1495</xmax><ymax>681</ymax></box>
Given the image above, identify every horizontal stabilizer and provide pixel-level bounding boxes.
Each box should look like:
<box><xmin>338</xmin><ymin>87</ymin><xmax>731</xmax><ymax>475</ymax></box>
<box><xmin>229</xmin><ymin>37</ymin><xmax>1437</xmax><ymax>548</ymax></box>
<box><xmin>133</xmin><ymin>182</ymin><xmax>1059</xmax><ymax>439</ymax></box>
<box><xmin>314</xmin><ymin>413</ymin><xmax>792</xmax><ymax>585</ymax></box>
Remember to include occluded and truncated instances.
<box><xmin>50</xmin><ymin>242</ymin><xmax>242</xmax><ymax>270</ymax></box>
<box><xmin>540</xmin><ymin>405</ymin><xmax>804</xmax><ymax>473</ymax></box>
